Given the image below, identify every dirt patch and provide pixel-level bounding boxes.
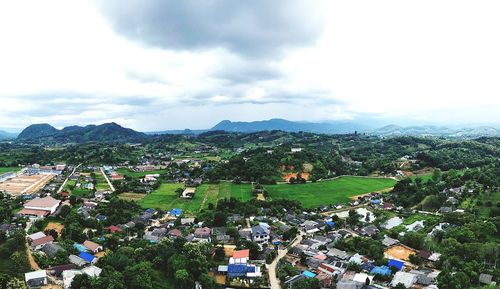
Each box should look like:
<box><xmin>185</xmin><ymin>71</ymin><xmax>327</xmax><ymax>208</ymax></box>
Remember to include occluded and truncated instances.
<box><xmin>118</xmin><ymin>192</ymin><xmax>146</xmax><ymax>201</ymax></box>
<box><xmin>223</xmin><ymin>245</ymin><xmax>236</xmax><ymax>257</ymax></box>
<box><xmin>385</xmin><ymin>245</ymin><xmax>416</xmax><ymax>261</ymax></box>
<box><xmin>282</xmin><ymin>172</ymin><xmax>310</xmax><ymax>182</ymax></box>
<box><xmin>256</xmin><ymin>193</ymin><xmax>265</xmax><ymax>201</ymax></box>
<box><xmin>214</xmin><ymin>274</ymin><xmax>226</xmax><ymax>285</ymax></box>
<box><xmin>95</xmin><ymin>251</ymin><xmax>106</xmax><ymax>258</ymax></box>
<box><xmin>45</xmin><ymin>222</ymin><xmax>64</xmax><ymax>235</ymax></box>
<box><xmin>26</xmin><ymin>246</ymin><xmax>40</xmax><ymax>270</ymax></box>
<box><xmin>350</xmin><ymin>187</ymin><xmax>393</xmax><ymax>200</ymax></box>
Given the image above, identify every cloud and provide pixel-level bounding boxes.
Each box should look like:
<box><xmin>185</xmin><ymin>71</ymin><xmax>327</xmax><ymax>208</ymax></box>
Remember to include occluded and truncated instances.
<box><xmin>97</xmin><ymin>0</ymin><xmax>324</xmax><ymax>58</ymax></box>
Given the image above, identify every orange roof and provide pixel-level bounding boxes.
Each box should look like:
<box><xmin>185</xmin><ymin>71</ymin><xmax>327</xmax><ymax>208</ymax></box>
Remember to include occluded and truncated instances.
<box><xmin>83</xmin><ymin>240</ymin><xmax>101</xmax><ymax>251</ymax></box>
<box><xmin>18</xmin><ymin>208</ymin><xmax>49</xmax><ymax>216</ymax></box>
<box><xmin>233</xmin><ymin>249</ymin><xmax>250</xmax><ymax>259</ymax></box>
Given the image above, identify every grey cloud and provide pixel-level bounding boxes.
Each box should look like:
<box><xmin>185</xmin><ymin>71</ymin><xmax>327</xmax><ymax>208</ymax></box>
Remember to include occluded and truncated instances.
<box><xmin>97</xmin><ymin>0</ymin><xmax>324</xmax><ymax>58</ymax></box>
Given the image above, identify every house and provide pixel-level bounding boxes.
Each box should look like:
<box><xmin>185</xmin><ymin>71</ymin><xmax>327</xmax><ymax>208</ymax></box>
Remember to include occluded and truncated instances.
<box><xmin>388</xmin><ymin>259</ymin><xmax>405</xmax><ymax>271</ymax></box>
<box><xmin>180</xmin><ymin>218</ymin><xmax>195</xmax><ymax>225</ymax></box>
<box><xmin>181</xmin><ymin>187</ymin><xmax>196</xmax><ymax>199</ymax></box>
<box><xmin>382</xmin><ymin>235</ymin><xmax>400</xmax><ymax>247</ymax></box>
<box><xmin>28</xmin><ymin>232</ymin><xmax>47</xmax><ymax>242</ymax></box>
<box><xmin>25</xmin><ymin>270</ymin><xmax>47</xmax><ymax>288</ymax></box>
<box><xmin>479</xmin><ymin>273</ymin><xmax>494</xmax><ymax>285</ymax></box>
<box><xmin>42</xmin><ymin>243</ymin><xmax>65</xmax><ymax>258</ymax></box>
<box><xmin>360</xmin><ymin>225</ymin><xmax>379</xmax><ymax>237</ymax></box>
<box><xmin>31</xmin><ymin>235</ymin><xmax>54</xmax><ymax>250</ymax></box>
<box><xmin>106</xmin><ymin>225</ymin><xmax>123</xmax><ymax>233</ymax></box>
<box><xmin>391</xmin><ymin>271</ymin><xmax>418</xmax><ymax>288</ymax></box>
<box><xmin>83</xmin><ymin>240</ymin><xmax>103</xmax><ymax>253</ymax></box>
<box><xmin>0</xmin><ymin>223</ymin><xmax>18</xmax><ymax>237</ymax></box>
<box><xmin>47</xmin><ymin>264</ymin><xmax>77</xmax><ymax>277</ymax></box>
<box><xmin>22</xmin><ymin>196</ymin><xmax>61</xmax><ymax>214</ymax></box>
<box><xmin>62</xmin><ymin>266</ymin><xmax>102</xmax><ymax>289</ymax></box>
<box><xmin>193</xmin><ymin>227</ymin><xmax>211</xmax><ymax>243</ymax></box>
<box><xmin>284</xmin><ymin>274</ymin><xmax>306</xmax><ymax>289</ymax></box>
<box><xmin>79</xmin><ymin>252</ymin><xmax>97</xmax><ymax>264</ymax></box>
<box><xmin>239</xmin><ymin>228</ymin><xmax>252</xmax><ymax>241</ymax></box>
<box><xmin>251</xmin><ymin>223</ymin><xmax>270</xmax><ymax>243</ymax></box>
<box><xmin>69</xmin><ymin>254</ymin><xmax>87</xmax><ymax>267</ymax></box>
<box><xmin>168</xmin><ymin>229</ymin><xmax>183</xmax><ymax>238</ymax></box>
<box><xmin>170</xmin><ymin>208</ymin><xmax>183</xmax><ymax>217</ymax></box>
<box><xmin>230</xmin><ymin>249</ymin><xmax>250</xmax><ymax>264</ymax></box>
<box><xmin>328</xmin><ymin>248</ymin><xmax>350</xmax><ymax>260</ymax></box>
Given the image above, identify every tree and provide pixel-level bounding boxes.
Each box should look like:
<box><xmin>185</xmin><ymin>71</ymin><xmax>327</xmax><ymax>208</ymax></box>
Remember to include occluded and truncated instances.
<box><xmin>347</xmin><ymin>210</ymin><xmax>361</xmax><ymax>227</ymax></box>
<box><xmin>59</xmin><ymin>205</ymin><xmax>71</xmax><ymax>218</ymax></box>
<box><xmin>71</xmin><ymin>274</ymin><xmax>93</xmax><ymax>289</ymax></box>
<box><xmin>393</xmin><ymin>284</ymin><xmax>406</xmax><ymax>289</ymax></box>
<box><xmin>6</xmin><ymin>278</ymin><xmax>27</xmax><ymax>289</ymax></box>
<box><xmin>175</xmin><ymin>269</ymin><xmax>190</xmax><ymax>289</ymax></box>
<box><xmin>124</xmin><ymin>262</ymin><xmax>154</xmax><ymax>289</ymax></box>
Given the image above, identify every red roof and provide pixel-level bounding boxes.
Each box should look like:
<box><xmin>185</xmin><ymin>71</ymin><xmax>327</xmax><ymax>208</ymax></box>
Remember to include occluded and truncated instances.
<box><xmin>169</xmin><ymin>229</ymin><xmax>182</xmax><ymax>237</ymax></box>
<box><xmin>31</xmin><ymin>235</ymin><xmax>54</xmax><ymax>247</ymax></box>
<box><xmin>106</xmin><ymin>225</ymin><xmax>122</xmax><ymax>233</ymax></box>
<box><xmin>233</xmin><ymin>249</ymin><xmax>250</xmax><ymax>259</ymax></box>
<box><xmin>319</xmin><ymin>263</ymin><xmax>336</xmax><ymax>273</ymax></box>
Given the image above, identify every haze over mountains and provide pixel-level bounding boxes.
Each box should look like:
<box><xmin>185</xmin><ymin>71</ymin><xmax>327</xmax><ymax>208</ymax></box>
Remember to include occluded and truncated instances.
<box><xmin>7</xmin><ymin>118</ymin><xmax>500</xmax><ymax>143</ymax></box>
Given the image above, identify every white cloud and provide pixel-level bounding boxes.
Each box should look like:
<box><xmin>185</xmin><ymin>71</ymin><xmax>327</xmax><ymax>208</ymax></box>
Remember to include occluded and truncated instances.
<box><xmin>0</xmin><ymin>0</ymin><xmax>499</xmax><ymax>131</ymax></box>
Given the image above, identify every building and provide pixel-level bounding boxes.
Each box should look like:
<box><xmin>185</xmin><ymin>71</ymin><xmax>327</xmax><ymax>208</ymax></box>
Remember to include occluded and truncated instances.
<box><xmin>251</xmin><ymin>223</ymin><xmax>270</xmax><ymax>243</ymax></box>
<box><xmin>230</xmin><ymin>249</ymin><xmax>250</xmax><ymax>264</ymax></box>
<box><xmin>83</xmin><ymin>240</ymin><xmax>103</xmax><ymax>253</ymax></box>
<box><xmin>181</xmin><ymin>187</ymin><xmax>196</xmax><ymax>199</ymax></box>
<box><xmin>21</xmin><ymin>196</ymin><xmax>61</xmax><ymax>215</ymax></box>
<box><xmin>31</xmin><ymin>235</ymin><xmax>54</xmax><ymax>250</ymax></box>
<box><xmin>193</xmin><ymin>227</ymin><xmax>211</xmax><ymax>243</ymax></box>
<box><xmin>25</xmin><ymin>270</ymin><xmax>47</xmax><ymax>288</ymax></box>
<box><xmin>391</xmin><ymin>271</ymin><xmax>418</xmax><ymax>288</ymax></box>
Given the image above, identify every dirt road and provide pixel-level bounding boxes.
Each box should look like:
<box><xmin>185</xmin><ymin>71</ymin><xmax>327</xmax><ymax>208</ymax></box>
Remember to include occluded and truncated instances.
<box><xmin>268</xmin><ymin>231</ymin><xmax>305</xmax><ymax>289</ymax></box>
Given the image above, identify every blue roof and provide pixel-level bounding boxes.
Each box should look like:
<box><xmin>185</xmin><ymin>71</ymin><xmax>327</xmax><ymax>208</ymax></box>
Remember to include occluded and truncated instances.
<box><xmin>371</xmin><ymin>266</ymin><xmax>392</xmax><ymax>276</ymax></box>
<box><xmin>170</xmin><ymin>208</ymin><xmax>183</xmax><ymax>216</ymax></box>
<box><xmin>371</xmin><ymin>199</ymin><xmax>381</xmax><ymax>204</ymax></box>
<box><xmin>302</xmin><ymin>271</ymin><xmax>316</xmax><ymax>278</ymax></box>
<box><xmin>73</xmin><ymin>243</ymin><xmax>88</xmax><ymax>252</ymax></box>
<box><xmin>388</xmin><ymin>259</ymin><xmax>405</xmax><ymax>271</ymax></box>
<box><xmin>361</xmin><ymin>262</ymin><xmax>375</xmax><ymax>271</ymax></box>
<box><xmin>79</xmin><ymin>252</ymin><xmax>95</xmax><ymax>262</ymax></box>
<box><xmin>144</xmin><ymin>208</ymin><xmax>156</xmax><ymax>214</ymax></box>
<box><xmin>326</xmin><ymin>221</ymin><xmax>335</xmax><ymax>227</ymax></box>
<box><xmin>227</xmin><ymin>264</ymin><xmax>249</xmax><ymax>277</ymax></box>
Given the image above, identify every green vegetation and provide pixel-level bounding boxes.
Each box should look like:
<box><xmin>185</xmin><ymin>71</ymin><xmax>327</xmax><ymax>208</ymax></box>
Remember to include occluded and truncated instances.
<box><xmin>0</xmin><ymin>167</ymin><xmax>19</xmax><ymax>174</ymax></box>
<box><xmin>116</xmin><ymin>168</ymin><xmax>166</xmax><ymax>179</ymax></box>
<box><xmin>137</xmin><ymin>182</ymin><xmax>253</xmax><ymax>213</ymax></box>
<box><xmin>265</xmin><ymin>176</ymin><xmax>397</xmax><ymax>207</ymax></box>
<box><xmin>95</xmin><ymin>171</ymin><xmax>110</xmax><ymax>190</ymax></box>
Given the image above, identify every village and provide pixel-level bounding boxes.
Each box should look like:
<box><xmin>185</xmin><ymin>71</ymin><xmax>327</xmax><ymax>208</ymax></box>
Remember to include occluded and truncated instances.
<box><xmin>1</xmin><ymin>157</ymin><xmax>495</xmax><ymax>289</ymax></box>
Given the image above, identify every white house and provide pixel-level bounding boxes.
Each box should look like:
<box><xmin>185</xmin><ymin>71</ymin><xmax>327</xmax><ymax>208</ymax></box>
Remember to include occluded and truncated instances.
<box><xmin>25</xmin><ymin>270</ymin><xmax>47</xmax><ymax>288</ymax></box>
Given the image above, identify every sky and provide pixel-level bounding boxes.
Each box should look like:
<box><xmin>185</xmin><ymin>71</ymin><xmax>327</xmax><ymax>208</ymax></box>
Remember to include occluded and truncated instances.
<box><xmin>0</xmin><ymin>0</ymin><xmax>499</xmax><ymax>132</ymax></box>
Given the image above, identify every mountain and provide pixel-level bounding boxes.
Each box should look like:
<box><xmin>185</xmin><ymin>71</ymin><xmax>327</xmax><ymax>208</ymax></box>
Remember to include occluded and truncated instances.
<box><xmin>211</xmin><ymin>119</ymin><xmax>369</xmax><ymax>134</ymax></box>
<box><xmin>0</xmin><ymin>130</ymin><xmax>18</xmax><ymax>140</ymax></box>
<box><xmin>17</xmin><ymin>122</ymin><xmax>148</xmax><ymax>143</ymax></box>
<box><xmin>17</xmin><ymin>124</ymin><xmax>58</xmax><ymax>140</ymax></box>
<box><xmin>372</xmin><ymin>125</ymin><xmax>500</xmax><ymax>137</ymax></box>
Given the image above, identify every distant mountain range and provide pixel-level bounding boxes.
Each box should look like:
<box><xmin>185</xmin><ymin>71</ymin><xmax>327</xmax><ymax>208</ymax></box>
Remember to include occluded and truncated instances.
<box><xmin>0</xmin><ymin>130</ymin><xmax>18</xmax><ymax>140</ymax></box>
<box><xmin>12</xmin><ymin>119</ymin><xmax>500</xmax><ymax>143</ymax></box>
<box><xmin>17</xmin><ymin>122</ymin><xmax>147</xmax><ymax>143</ymax></box>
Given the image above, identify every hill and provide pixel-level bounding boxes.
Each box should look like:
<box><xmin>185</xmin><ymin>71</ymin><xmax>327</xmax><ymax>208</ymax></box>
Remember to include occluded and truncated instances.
<box><xmin>0</xmin><ymin>130</ymin><xmax>18</xmax><ymax>140</ymax></box>
<box><xmin>211</xmin><ymin>118</ymin><xmax>368</xmax><ymax>134</ymax></box>
<box><xmin>372</xmin><ymin>125</ymin><xmax>500</xmax><ymax>137</ymax></box>
<box><xmin>17</xmin><ymin>124</ymin><xmax>58</xmax><ymax>140</ymax></box>
<box><xmin>17</xmin><ymin>122</ymin><xmax>148</xmax><ymax>143</ymax></box>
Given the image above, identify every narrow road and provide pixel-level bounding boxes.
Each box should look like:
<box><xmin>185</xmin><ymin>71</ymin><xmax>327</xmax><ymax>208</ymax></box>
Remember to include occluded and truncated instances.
<box><xmin>57</xmin><ymin>163</ymin><xmax>81</xmax><ymax>193</ymax></box>
<box><xmin>268</xmin><ymin>231</ymin><xmax>305</xmax><ymax>289</ymax></box>
<box><xmin>100</xmin><ymin>167</ymin><xmax>115</xmax><ymax>192</ymax></box>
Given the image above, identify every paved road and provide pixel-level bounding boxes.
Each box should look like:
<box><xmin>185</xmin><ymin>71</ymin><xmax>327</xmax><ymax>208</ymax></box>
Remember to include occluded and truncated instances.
<box><xmin>268</xmin><ymin>231</ymin><xmax>305</xmax><ymax>289</ymax></box>
<box><xmin>57</xmin><ymin>163</ymin><xmax>81</xmax><ymax>193</ymax></box>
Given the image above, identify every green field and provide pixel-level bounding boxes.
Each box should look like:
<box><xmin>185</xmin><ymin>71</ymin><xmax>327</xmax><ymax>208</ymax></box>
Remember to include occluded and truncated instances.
<box><xmin>95</xmin><ymin>171</ymin><xmax>111</xmax><ymax>190</ymax></box>
<box><xmin>0</xmin><ymin>167</ymin><xmax>19</xmax><ymax>174</ymax></box>
<box><xmin>136</xmin><ymin>182</ymin><xmax>253</xmax><ymax>213</ymax></box>
<box><xmin>116</xmin><ymin>168</ymin><xmax>166</xmax><ymax>179</ymax></box>
<box><xmin>265</xmin><ymin>176</ymin><xmax>397</xmax><ymax>208</ymax></box>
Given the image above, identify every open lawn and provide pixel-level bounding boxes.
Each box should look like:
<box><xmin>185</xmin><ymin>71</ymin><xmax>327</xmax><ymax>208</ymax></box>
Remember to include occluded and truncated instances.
<box><xmin>0</xmin><ymin>167</ymin><xmax>19</xmax><ymax>174</ymax></box>
<box><xmin>265</xmin><ymin>176</ymin><xmax>397</xmax><ymax>208</ymax></box>
<box><xmin>116</xmin><ymin>168</ymin><xmax>166</xmax><ymax>179</ymax></box>
<box><xmin>119</xmin><ymin>192</ymin><xmax>147</xmax><ymax>201</ymax></box>
<box><xmin>137</xmin><ymin>182</ymin><xmax>253</xmax><ymax>214</ymax></box>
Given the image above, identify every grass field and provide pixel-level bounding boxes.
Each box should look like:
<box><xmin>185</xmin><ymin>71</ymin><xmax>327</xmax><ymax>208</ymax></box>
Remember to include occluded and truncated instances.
<box><xmin>265</xmin><ymin>176</ymin><xmax>397</xmax><ymax>208</ymax></box>
<box><xmin>95</xmin><ymin>170</ymin><xmax>110</xmax><ymax>190</ymax></box>
<box><xmin>135</xmin><ymin>182</ymin><xmax>253</xmax><ymax>214</ymax></box>
<box><xmin>116</xmin><ymin>168</ymin><xmax>166</xmax><ymax>179</ymax></box>
<box><xmin>0</xmin><ymin>167</ymin><xmax>19</xmax><ymax>174</ymax></box>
